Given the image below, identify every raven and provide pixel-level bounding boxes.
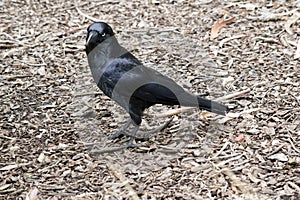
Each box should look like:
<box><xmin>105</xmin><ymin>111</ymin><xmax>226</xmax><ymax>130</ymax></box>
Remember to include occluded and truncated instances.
<box><xmin>85</xmin><ymin>22</ymin><xmax>228</xmax><ymax>146</ymax></box>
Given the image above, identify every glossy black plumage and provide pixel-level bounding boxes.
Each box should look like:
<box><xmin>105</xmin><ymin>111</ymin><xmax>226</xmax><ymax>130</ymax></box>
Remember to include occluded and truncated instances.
<box><xmin>85</xmin><ymin>22</ymin><xmax>228</xmax><ymax>143</ymax></box>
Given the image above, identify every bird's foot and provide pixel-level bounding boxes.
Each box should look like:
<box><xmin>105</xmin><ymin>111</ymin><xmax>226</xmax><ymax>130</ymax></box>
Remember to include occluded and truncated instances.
<box><xmin>123</xmin><ymin>140</ymin><xmax>142</xmax><ymax>148</ymax></box>
<box><xmin>107</xmin><ymin>129</ymin><xmax>150</xmax><ymax>141</ymax></box>
<box><xmin>106</xmin><ymin>129</ymin><xmax>127</xmax><ymax>140</ymax></box>
<box><xmin>121</xmin><ymin>117</ymin><xmax>174</xmax><ymax>141</ymax></box>
<box><xmin>107</xmin><ymin>117</ymin><xmax>173</xmax><ymax>147</ymax></box>
<box><xmin>106</xmin><ymin>131</ymin><xmax>141</xmax><ymax>148</ymax></box>
<box><xmin>142</xmin><ymin>117</ymin><xmax>174</xmax><ymax>137</ymax></box>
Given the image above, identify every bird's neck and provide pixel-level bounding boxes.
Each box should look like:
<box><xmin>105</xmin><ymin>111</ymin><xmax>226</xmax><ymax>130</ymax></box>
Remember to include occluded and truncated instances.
<box><xmin>86</xmin><ymin>36</ymin><xmax>127</xmax><ymax>59</ymax></box>
<box><xmin>107</xmin><ymin>37</ymin><xmax>128</xmax><ymax>59</ymax></box>
<box><xmin>87</xmin><ymin>36</ymin><xmax>128</xmax><ymax>84</ymax></box>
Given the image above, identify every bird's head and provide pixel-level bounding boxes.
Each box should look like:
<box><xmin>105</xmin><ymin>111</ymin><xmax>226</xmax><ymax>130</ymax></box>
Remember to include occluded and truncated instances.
<box><xmin>85</xmin><ymin>22</ymin><xmax>115</xmax><ymax>54</ymax></box>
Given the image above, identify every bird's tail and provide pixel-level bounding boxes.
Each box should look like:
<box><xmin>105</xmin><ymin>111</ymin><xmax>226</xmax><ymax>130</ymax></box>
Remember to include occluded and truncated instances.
<box><xmin>176</xmin><ymin>92</ymin><xmax>228</xmax><ymax>116</ymax></box>
<box><xmin>197</xmin><ymin>96</ymin><xmax>228</xmax><ymax>116</ymax></box>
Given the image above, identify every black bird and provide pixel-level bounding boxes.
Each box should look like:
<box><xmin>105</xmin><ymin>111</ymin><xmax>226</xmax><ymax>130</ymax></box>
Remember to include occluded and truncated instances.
<box><xmin>85</xmin><ymin>22</ymin><xmax>228</xmax><ymax>146</ymax></box>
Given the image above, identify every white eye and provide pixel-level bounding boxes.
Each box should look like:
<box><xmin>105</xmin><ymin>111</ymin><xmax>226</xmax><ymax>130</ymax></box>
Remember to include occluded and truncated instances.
<box><xmin>101</xmin><ymin>32</ymin><xmax>106</xmax><ymax>37</ymax></box>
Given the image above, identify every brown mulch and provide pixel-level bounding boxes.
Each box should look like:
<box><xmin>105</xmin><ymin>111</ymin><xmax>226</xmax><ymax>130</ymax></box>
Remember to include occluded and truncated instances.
<box><xmin>1</xmin><ymin>0</ymin><xmax>300</xmax><ymax>199</ymax></box>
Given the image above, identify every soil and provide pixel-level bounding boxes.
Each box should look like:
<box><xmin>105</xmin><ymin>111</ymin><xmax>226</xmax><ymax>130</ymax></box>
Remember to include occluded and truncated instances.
<box><xmin>1</xmin><ymin>0</ymin><xmax>300</xmax><ymax>199</ymax></box>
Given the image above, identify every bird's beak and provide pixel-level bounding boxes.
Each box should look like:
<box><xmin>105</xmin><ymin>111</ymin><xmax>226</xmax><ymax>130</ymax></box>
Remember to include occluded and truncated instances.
<box><xmin>86</xmin><ymin>31</ymin><xmax>97</xmax><ymax>45</ymax></box>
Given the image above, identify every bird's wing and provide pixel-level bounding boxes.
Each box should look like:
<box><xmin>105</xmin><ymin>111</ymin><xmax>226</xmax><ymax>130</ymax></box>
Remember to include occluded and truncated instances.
<box><xmin>113</xmin><ymin>64</ymin><xmax>186</xmax><ymax>105</ymax></box>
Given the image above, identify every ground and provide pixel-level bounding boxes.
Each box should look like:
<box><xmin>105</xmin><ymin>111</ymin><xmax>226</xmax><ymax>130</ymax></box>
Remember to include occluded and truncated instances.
<box><xmin>1</xmin><ymin>0</ymin><xmax>300</xmax><ymax>199</ymax></box>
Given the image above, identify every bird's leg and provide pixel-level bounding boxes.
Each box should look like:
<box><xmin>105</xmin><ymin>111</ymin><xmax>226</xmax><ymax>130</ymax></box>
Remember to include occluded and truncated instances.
<box><xmin>107</xmin><ymin>119</ymin><xmax>131</xmax><ymax>140</ymax></box>
<box><xmin>107</xmin><ymin>117</ymin><xmax>173</xmax><ymax>146</ymax></box>
<box><xmin>126</xmin><ymin>117</ymin><xmax>174</xmax><ymax>141</ymax></box>
<box><xmin>145</xmin><ymin>117</ymin><xmax>174</xmax><ymax>135</ymax></box>
<box><xmin>106</xmin><ymin>119</ymin><xmax>140</xmax><ymax>147</ymax></box>
<box><xmin>124</xmin><ymin>125</ymin><xmax>140</xmax><ymax>148</ymax></box>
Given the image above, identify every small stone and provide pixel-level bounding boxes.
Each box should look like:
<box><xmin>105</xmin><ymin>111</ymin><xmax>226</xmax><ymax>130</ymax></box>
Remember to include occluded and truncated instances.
<box><xmin>193</xmin><ymin>149</ymin><xmax>201</xmax><ymax>157</ymax></box>
<box><xmin>268</xmin><ymin>153</ymin><xmax>288</xmax><ymax>162</ymax></box>
<box><xmin>37</xmin><ymin>66</ymin><xmax>46</xmax><ymax>75</ymax></box>
<box><xmin>247</xmin><ymin>128</ymin><xmax>260</xmax><ymax>134</ymax></box>
<box><xmin>109</xmin><ymin>122</ymin><xmax>118</xmax><ymax>127</ymax></box>
<box><xmin>58</xmin><ymin>143</ymin><xmax>68</xmax><ymax>149</ymax></box>
<box><xmin>37</xmin><ymin>152</ymin><xmax>45</xmax><ymax>163</ymax></box>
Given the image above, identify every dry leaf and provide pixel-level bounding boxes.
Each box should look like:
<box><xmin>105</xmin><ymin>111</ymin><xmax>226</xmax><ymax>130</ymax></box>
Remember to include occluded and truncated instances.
<box><xmin>37</xmin><ymin>152</ymin><xmax>45</xmax><ymax>163</ymax></box>
<box><xmin>231</xmin><ymin>183</ymin><xmax>239</xmax><ymax>194</ymax></box>
<box><xmin>247</xmin><ymin>128</ymin><xmax>260</xmax><ymax>135</ymax></box>
<box><xmin>0</xmin><ymin>164</ymin><xmax>18</xmax><ymax>171</ymax></box>
<box><xmin>211</xmin><ymin>17</ymin><xmax>235</xmax><ymax>39</ymax></box>
<box><xmin>37</xmin><ymin>66</ymin><xmax>46</xmax><ymax>76</ymax></box>
<box><xmin>268</xmin><ymin>153</ymin><xmax>288</xmax><ymax>162</ymax></box>
<box><xmin>222</xmin><ymin>76</ymin><xmax>234</xmax><ymax>87</ymax></box>
<box><xmin>26</xmin><ymin>187</ymin><xmax>39</xmax><ymax>200</ymax></box>
<box><xmin>57</xmin><ymin>67</ymin><xmax>65</xmax><ymax>73</ymax></box>
<box><xmin>200</xmin><ymin>110</ymin><xmax>214</xmax><ymax>121</ymax></box>
<box><xmin>218</xmin><ymin>112</ymin><xmax>240</xmax><ymax>123</ymax></box>
<box><xmin>2</xmin><ymin>1</ymin><xmax>300</xmax><ymax>199</ymax></box>
<box><xmin>284</xmin><ymin>12</ymin><xmax>300</xmax><ymax>35</ymax></box>
<box><xmin>157</xmin><ymin>107</ymin><xmax>195</xmax><ymax>117</ymax></box>
<box><xmin>294</xmin><ymin>39</ymin><xmax>300</xmax><ymax>59</ymax></box>
<box><xmin>0</xmin><ymin>184</ymin><xmax>11</xmax><ymax>191</ymax></box>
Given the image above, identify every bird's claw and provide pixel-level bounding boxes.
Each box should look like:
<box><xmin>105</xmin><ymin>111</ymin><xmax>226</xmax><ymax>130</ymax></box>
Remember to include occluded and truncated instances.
<box><xmin>107</xmin><ymin>117</ymin><xmax>173</xmax><ymax>142</ymax></box>
<box><xmin>107</xmin><ymin>131</ymin><xmax>149</xmax><ymax>141</ymax></box>
<box><xmin>107</xmin><ymin>133</ymin><xmax>142</xmax><ymax>148</ymax></box>
<box><xmin>106</xmin><ymin>130</ymin><xmax>127</xmax><ymax>140</ymax></box>
<box><xmin>123</xmin><ymin>140</ymin><xmax>141</xmax><ymax>148</ymax></box>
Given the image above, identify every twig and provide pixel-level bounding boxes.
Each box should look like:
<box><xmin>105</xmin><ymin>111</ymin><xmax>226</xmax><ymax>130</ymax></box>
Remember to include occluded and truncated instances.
<box><xmin>0</xmin><ymin>74</ymin><xmax>32</xmax><ymax>81</ymax></box>
<box><xmin>156</xmin><ymin>89</ymin><xmax>251</xmax><ymax>118</ymax></box>
<box><xmin>0</xmin><ymin>162</ymin><xmax>32</xmax><ymax>171</ymax></box>
<box><xmin>266</xmin><ymin>144</ymin><xmax>285</xmax><ymax>157</ymax></box>
<box><xmin>91</xmin><ymin>146</ymin><xmax>126</xmax><ymax>154</ymax></box>
<box><xmin>288</xmin><ymin>181</ymin><xmax>300</xmax><ymax>193</ymax></box>
<box><xmin>74</xmin><ymin>191</ymin><xmax>104</xmax><ymax>198</ymax></box>
<box><xmin>107</xmin><ymin>164</ymin><xmax>140</xmax><ymax>200</ymax></box>
<box><xmin>287</xmin><ymin>138</ymin><xmax>300</xmax><ymax>154</ymax></box>
<box><xmin>156</xmin><ymin>107</ymin><xmax>195</xmax><ymax>118</ymax></box>
<box><xmin>285</xmin><ymin>12</ymin><xmax>300</xmax><ymax>35</ymax></box>
<box><xmin>125</xmin><ymin>27</ymin><xmax>179</xmax><ymax>34</ymax></box>
<box><xmin>213</xmin><ymin>141</ymin><xmax>230</xmax><ymax>158</ymax></box>
<box><xmin>0</xmin><ymin>32</ymin><xmax>26</xmax><ymax>46</ymax></box>
<box><xmin>74</xmin><ymin>92</ymin><xmax>102</xmax><ymax>97</ymax></box>
<box><xmin>219</xmin><ymin>34</ymin><xmax>246</xmax><ymax>47</ymax></box>
<box><xmin>215</xmin><ymin>88</ymin><xmax>251</xmax><ymax>101</ymax></box>
<box><xmin>72</xmin><ymin>0</ymin><xmax>121</xmax><ymax>10</ymax></box>
<box><xmin>75</xmin><ymin>6</ymin><xmax>103</xmax><ymax>22</ymax></box>
<box><xmin>218</xmin><ymin>164</ymin><xmax>249</xmax><ymax>173</ymax></box>
<box><xmin>16</xmin><ymin>59</ymin><xmax>46</xmax><ymax>66</ymax></box>
<box><xmin>39</xmin><ymin>160</ymin><xmax>61</xmax><ymax>173</ymax></box>
<box><xmin>37</xmin><ymin>53</ymin><xmax>46</xmax><ymax>65</ymax></box>
<box><xmin>0</xmin><ymin>39</ymin><xmax>17</xmax><ymax>44</ymax></box>
<box><xmin>0</xmin><ymin>135</ymin><xmax>15</xmax><ymax>140</ymax></box>
<box><xmin>252</xmin><ymin>36</ymin><xmax>280</xmax><ymax>44</ymax></box>
<box><xmin>94</xmin><ymin>0</ymin><xmax>122</xmax><ymax>6</ymax></box>
<box><xmin>220</xmin><ymin>107</ymin><xmax>261</xmax><ymax>122</ymax></box>
<box><xmin>64</xmin><ymin>44</ymin><xmax>85</xmax><ymax>51</ymax></box>
<box><xmin>222</xmin><ymin>169</ymin><xmax>260</xmax><ymax>199</ymax></box>
<box><xmin>215</xmin><ymin>154</ymin><xmax>243</xmax><ymax>167</ymax></box>
<box><xmin>2</xmin><ymin>46</ymin><xmax>26</xmax><ymax>58</ymax></box>
<box><xmin>196</xmin><ymin>153</ymin><xmax>241</xmax><ymax>163</ymax></box>
<box><xmin>294</xmin><ymin>39</ymin><xmax>300</xmax><ymax>59</ymax></box>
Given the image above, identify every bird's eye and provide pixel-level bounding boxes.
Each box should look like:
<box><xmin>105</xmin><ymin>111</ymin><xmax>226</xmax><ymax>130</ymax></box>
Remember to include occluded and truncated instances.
<box><xmin>101</xmin><ymin>32</ymin><xmax>106</xmax><ymax>37</ymax></box>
